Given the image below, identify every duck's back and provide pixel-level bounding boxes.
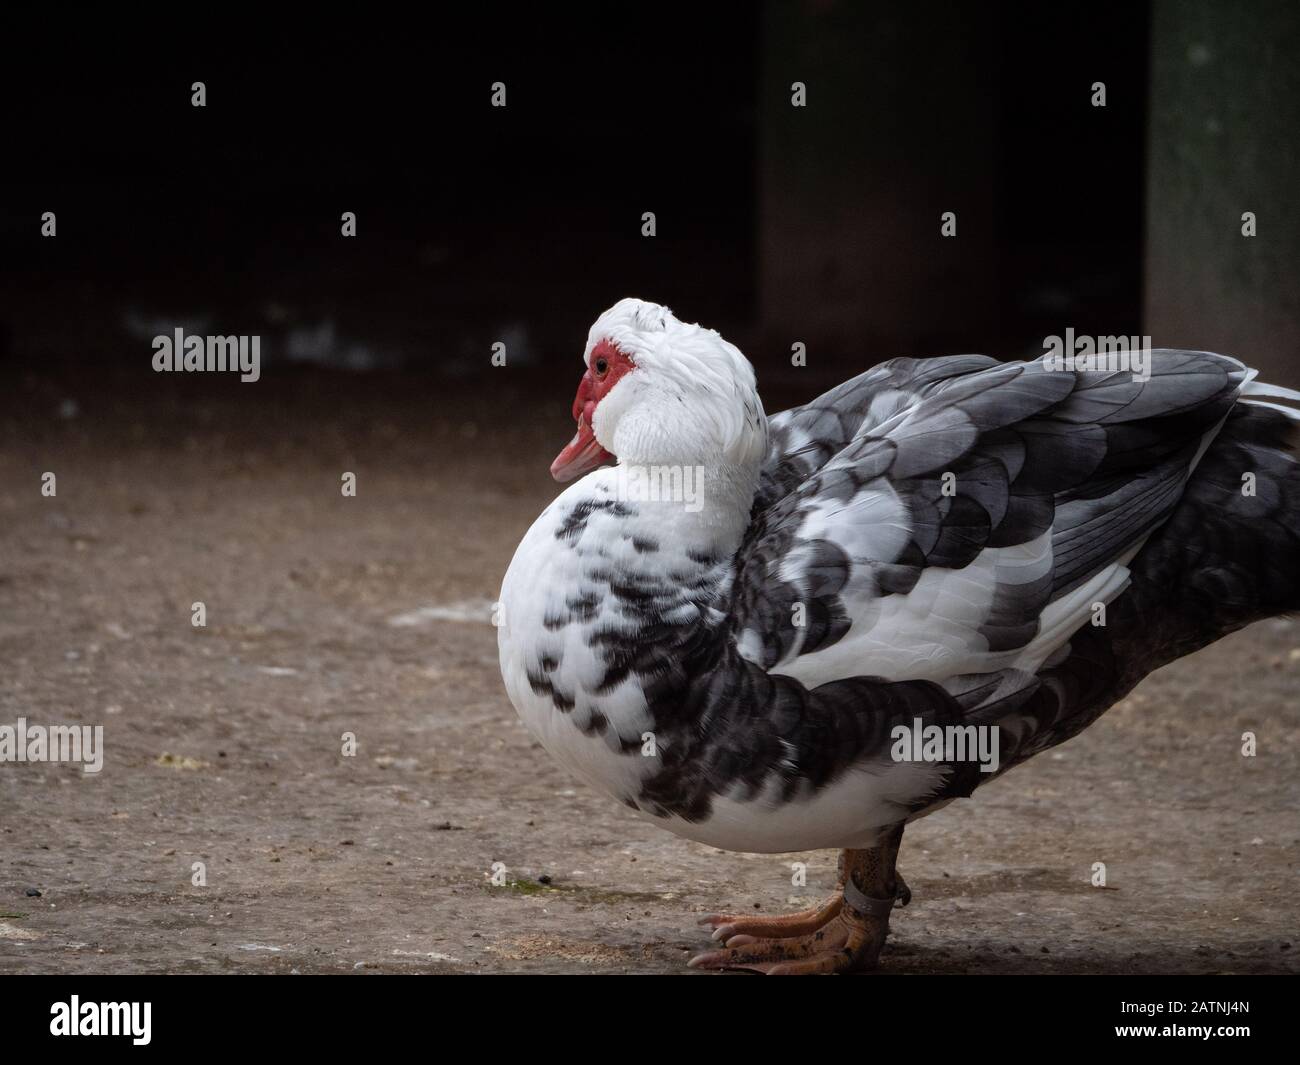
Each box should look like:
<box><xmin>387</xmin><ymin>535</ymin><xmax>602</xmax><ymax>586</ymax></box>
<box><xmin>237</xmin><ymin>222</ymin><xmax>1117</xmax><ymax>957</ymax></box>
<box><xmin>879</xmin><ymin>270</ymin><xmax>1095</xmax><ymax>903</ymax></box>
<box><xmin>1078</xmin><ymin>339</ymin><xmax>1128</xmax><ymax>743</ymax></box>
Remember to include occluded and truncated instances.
<box><xmin>732</xmin><ymin>351</ymin><xmax>1262</xmax><ymax>684</ymax></box>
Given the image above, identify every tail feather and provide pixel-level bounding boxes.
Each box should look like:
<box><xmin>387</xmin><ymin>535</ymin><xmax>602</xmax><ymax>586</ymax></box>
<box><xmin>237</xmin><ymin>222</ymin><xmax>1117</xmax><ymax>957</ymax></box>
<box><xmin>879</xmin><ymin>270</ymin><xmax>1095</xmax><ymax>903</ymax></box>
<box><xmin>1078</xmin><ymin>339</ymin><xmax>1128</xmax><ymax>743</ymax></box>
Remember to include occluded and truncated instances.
<box><xmin>1134</xmin><ymin>402</ymin><xmax>1300</xmax><ymax>630</ymax></box>
<box><xmin>1240</xmin><ymin>375</ymin><xmax>1300</xmax><ymax>422</ymax></box>
<box><xmin>1240</xmin><ymin>399</ymin><xmax>1300</xmax><ymax>421</ymax></box>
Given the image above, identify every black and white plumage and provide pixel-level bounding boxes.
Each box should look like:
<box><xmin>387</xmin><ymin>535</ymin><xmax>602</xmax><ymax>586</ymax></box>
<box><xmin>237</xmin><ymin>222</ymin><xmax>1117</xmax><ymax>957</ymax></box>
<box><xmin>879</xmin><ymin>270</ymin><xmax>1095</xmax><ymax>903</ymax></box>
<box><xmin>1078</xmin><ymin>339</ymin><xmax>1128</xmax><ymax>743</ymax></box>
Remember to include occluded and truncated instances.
<box><xmin>499</xmin><ymin>298</ymin><xmax>1300</xmax><ymax>862</ymax></box>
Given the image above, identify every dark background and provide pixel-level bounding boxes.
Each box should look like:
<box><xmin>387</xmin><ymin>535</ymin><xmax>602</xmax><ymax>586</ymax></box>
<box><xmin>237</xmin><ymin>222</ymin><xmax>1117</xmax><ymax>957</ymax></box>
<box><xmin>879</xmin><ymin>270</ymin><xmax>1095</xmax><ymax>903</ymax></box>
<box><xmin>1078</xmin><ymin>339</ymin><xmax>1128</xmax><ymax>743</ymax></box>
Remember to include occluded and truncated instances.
<box><xmin>2</xmin><ymin>3</ymin><xmax>1299</xmax><ymax>980</ymax></box>
<box><xmin>0</xmin><ymin>1</ymin><xmax>1295</xmax><ymax>397</ymax></box>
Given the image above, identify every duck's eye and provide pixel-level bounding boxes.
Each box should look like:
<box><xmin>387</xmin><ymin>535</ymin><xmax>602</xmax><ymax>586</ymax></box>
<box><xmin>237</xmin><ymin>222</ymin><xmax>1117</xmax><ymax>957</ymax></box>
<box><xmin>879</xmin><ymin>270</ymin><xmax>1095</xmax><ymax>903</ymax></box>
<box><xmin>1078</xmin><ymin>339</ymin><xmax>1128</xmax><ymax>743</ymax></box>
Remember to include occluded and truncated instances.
<box><xmin>594</xmin><ymin>357</ymin><xmax>609</xmax><ymax>377</ymax></box>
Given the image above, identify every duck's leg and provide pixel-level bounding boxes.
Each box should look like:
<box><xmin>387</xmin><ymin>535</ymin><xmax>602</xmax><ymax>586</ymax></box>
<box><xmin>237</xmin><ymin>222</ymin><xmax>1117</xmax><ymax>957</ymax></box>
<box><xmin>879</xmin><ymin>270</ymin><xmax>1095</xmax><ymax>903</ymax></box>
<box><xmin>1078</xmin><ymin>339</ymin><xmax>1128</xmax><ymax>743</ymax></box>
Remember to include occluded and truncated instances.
<box><xmin>689</xmin><ymin>825</ymin><xmax>908</xmax><ymax>974</ymax></box>
<box><xmin>697</xmin><ymin>840</ymin><xmax>879</xmax><ymax>941</ymax></box>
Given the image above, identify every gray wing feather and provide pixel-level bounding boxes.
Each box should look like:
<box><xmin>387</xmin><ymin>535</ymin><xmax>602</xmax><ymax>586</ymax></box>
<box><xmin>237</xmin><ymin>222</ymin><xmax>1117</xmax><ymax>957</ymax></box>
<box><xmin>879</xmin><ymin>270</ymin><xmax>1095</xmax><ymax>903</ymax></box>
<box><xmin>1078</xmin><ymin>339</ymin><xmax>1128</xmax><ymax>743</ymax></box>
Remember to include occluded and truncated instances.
<box><xmin>729</xmin><ymin>349</ymin><xmax>1247</xmax><ymax>681</ymax></box>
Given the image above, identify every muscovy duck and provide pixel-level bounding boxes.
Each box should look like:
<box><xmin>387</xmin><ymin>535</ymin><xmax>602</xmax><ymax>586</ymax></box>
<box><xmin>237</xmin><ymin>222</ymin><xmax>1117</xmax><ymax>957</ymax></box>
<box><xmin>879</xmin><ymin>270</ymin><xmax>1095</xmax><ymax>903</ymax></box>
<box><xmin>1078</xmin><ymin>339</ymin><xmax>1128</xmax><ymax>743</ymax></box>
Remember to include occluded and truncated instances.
<box><xmin>498</xmin><ymin>298</ymin><xmax>1300</xmax><ymax>974</ymax></box>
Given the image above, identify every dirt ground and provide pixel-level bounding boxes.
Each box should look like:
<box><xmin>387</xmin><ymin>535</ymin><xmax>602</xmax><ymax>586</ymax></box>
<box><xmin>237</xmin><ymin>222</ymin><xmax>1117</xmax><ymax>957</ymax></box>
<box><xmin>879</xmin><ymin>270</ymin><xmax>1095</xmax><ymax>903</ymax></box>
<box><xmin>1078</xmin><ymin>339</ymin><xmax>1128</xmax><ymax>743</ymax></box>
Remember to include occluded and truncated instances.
<box><xmin>2</xmin><ymin>367</ymin><xmax>1297</xmax><ymax>975</ymax></box>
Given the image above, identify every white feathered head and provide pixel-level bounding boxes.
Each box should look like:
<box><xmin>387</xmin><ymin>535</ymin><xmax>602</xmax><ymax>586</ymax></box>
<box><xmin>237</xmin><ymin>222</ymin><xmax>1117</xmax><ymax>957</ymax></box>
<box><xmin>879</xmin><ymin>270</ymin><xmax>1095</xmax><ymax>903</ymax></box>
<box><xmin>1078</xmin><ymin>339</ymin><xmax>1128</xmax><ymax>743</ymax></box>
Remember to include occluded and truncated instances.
<box><xmin>551</xmin><ymin>298</ymin><xmax>767</xmax><ymax>482</ymax></box>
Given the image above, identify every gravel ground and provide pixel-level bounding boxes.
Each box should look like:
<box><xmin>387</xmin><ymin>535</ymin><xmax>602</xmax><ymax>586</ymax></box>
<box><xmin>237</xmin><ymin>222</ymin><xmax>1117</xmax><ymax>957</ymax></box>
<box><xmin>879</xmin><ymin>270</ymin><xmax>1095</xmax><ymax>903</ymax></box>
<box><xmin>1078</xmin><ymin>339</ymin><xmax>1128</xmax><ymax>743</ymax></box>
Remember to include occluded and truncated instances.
<box><xmin>2</xmin><ymin>367</ymin><xmax>1297</xmax><ymax>974</ymax></box>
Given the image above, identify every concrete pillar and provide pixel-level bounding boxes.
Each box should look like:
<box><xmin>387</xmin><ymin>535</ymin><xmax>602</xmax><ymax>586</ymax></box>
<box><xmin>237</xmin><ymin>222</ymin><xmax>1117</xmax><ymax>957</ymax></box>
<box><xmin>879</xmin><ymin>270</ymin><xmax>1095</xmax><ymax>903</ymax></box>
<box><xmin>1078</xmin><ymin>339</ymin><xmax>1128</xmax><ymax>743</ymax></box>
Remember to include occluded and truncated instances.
<box><xmin>1145</xmin><ymin>0</ymin><xmax>1300</xmax><ymax>385</ymax></box>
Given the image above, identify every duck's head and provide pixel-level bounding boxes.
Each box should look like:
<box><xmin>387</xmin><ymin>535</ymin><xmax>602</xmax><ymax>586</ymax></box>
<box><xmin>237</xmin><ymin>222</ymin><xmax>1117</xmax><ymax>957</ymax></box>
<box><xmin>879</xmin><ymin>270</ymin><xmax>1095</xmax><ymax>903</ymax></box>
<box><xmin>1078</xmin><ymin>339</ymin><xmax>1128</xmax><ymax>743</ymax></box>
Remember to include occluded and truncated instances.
<box><xmin>551</xmin><ymin>298</ymin><xmax>768</xmax><ymax>483</ymax></box>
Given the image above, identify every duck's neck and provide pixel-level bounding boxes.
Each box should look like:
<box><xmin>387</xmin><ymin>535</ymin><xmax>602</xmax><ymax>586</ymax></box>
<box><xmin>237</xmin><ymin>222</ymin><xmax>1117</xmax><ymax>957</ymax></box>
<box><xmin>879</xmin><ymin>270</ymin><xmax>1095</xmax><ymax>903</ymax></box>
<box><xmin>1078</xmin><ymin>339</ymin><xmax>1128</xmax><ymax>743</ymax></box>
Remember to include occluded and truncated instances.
<box><xmin>606</xmin><ymin>457</ymin><xmax>760</xmax><ymax>564</ymax></box>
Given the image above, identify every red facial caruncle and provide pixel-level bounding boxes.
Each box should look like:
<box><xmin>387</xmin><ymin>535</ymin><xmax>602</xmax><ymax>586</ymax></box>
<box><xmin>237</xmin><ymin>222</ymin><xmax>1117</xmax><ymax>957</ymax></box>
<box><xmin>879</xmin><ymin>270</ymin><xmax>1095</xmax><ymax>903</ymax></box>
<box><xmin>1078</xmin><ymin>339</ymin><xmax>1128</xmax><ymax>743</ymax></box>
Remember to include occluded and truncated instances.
<box><xmin>550</xmin><ymin>339</ymin><xmax>636</xmax><ymax>482</ymax></box>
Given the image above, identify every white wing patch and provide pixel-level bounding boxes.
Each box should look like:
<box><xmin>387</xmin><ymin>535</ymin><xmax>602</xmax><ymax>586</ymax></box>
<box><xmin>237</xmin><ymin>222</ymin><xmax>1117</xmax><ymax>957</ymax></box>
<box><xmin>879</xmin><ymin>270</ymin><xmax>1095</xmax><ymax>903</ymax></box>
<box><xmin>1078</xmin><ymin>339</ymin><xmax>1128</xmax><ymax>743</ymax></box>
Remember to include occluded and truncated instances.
<box><xmin>772</xmin><ymin>530</ymin><xmax>1119</xmax><ymax>685</ymax></box>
